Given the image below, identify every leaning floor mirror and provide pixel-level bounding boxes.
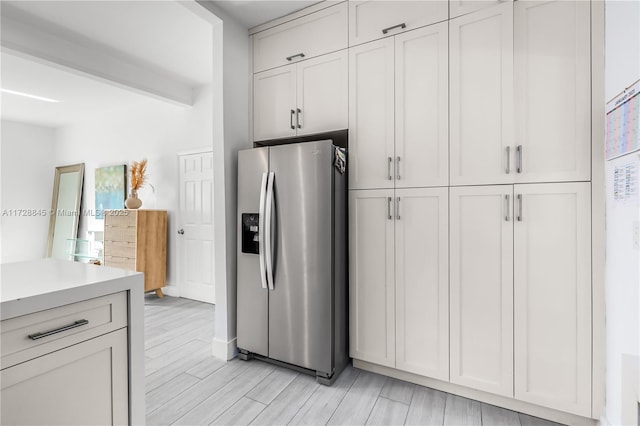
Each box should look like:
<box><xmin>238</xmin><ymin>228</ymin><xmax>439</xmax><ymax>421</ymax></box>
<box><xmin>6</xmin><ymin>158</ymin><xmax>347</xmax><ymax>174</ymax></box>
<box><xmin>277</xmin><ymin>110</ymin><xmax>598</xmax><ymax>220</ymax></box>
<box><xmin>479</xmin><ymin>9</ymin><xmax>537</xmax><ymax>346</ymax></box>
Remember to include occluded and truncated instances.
<box><xmin>47</xmin><ymin>163</ymin><xmax>85</xmax><ymax>259</ymax></box>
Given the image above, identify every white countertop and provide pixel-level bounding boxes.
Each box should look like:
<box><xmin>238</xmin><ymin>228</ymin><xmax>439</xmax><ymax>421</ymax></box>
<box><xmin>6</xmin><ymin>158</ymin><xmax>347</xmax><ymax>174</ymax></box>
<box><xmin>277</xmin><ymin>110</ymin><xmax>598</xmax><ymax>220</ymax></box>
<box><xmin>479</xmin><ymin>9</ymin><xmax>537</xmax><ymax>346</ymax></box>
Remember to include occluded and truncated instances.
<box><xmin>1</xmin><ymin>258</ymin><xmax>143</xmax><ymax>320</ymax></box>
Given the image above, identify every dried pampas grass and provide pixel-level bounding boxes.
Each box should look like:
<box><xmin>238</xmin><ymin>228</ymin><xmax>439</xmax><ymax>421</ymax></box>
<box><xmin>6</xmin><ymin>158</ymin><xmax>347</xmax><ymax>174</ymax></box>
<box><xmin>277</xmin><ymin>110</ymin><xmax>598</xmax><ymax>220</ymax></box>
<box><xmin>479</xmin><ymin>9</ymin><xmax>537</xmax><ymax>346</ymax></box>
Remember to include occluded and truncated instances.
<box><xmin>130</xmin><ymin>159</ymin><xmax>148</xmax><ymax>191</ymax></box>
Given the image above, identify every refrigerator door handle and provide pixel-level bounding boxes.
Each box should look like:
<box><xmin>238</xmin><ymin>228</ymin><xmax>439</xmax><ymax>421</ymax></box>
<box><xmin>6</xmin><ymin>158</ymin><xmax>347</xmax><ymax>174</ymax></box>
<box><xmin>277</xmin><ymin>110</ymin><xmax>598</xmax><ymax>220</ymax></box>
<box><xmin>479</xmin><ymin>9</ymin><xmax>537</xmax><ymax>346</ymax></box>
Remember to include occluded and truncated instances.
<box><xmin>258</xmin><ymin>172</ymin><xmax>268</xmax><ymax>289</ymax></box>
<box><xmin>264</xmin><ymin>172</ymin><xmax>276</xmax><ymax>291</ymax></box>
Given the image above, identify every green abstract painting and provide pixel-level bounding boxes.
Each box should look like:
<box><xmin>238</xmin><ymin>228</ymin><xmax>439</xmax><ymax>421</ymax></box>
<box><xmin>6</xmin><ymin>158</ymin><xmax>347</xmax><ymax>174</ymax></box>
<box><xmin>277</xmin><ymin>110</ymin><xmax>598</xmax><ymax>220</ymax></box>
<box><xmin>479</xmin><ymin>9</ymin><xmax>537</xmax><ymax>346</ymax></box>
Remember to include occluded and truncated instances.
<box><xmin>95</xmin><ymin>165</ymin><xmax>126</xmax><ymax>219</ymax></box>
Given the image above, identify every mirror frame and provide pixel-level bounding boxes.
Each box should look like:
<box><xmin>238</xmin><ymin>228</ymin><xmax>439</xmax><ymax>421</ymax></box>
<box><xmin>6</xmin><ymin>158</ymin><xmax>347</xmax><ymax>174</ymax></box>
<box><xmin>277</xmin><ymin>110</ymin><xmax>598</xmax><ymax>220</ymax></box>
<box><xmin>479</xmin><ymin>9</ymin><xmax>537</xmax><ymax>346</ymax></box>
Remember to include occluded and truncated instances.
<box><xmin>46</xmin><ymin>163</ymin><xmax>85</xmax><ymax>258</ymax></box>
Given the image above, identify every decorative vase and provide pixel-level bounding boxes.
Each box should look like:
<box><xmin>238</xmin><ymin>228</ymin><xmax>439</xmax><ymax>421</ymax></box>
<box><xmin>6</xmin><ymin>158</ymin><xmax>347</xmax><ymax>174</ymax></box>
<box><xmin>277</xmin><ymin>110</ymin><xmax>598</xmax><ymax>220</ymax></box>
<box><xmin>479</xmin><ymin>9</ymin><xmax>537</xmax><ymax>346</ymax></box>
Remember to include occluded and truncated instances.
<box><xmin>125</xmin><ymin>190</ymin><xmax>142</xmax><ymax>209</ymax></box>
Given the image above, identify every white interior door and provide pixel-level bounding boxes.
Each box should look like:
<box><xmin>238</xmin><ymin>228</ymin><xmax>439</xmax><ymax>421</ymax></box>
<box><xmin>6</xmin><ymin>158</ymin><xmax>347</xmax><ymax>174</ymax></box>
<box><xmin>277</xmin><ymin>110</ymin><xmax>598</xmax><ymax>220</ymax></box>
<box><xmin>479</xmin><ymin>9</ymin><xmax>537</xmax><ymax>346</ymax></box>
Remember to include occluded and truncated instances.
<box><xmin>178</xmin><ymin>151</ymin><xmax>215</xmax><ymax>304</ymax></box>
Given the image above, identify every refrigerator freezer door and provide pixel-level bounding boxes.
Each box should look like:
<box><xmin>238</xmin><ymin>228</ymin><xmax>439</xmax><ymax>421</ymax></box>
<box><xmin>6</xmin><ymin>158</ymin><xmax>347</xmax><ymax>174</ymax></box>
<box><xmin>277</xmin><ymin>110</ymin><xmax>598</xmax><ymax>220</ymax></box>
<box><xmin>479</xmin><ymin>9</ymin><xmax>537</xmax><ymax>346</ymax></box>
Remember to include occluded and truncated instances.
<box><xmin>237</xmin><ymin>147</ymin><xmax>269</xmax><ymax>357</ymax></box>
<box><xmin>268</xmin><ymin>141</ymin><xmax>334</xmax><ymax>374</ymax></box>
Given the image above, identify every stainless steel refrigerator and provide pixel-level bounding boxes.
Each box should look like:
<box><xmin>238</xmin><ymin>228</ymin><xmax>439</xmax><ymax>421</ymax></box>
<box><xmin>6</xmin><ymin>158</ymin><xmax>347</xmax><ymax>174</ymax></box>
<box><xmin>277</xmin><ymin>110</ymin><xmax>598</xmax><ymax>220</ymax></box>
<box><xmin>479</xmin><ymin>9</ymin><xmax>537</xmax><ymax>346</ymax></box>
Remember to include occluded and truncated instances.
<box><xmin>236</xmin><ymin>140</ymin><xmax>348</xmax><ymax>385</ymax></box>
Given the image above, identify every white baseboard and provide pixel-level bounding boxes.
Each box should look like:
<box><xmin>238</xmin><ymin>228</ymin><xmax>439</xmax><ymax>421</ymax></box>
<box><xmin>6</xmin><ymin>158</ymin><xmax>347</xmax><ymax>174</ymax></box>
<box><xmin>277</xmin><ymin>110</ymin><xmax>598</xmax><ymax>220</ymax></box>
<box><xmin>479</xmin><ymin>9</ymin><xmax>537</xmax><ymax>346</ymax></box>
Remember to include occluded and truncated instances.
<box><xmin>162</xmin><ymin>284</ymin><xmax>179</xmax><ymax>298</ymax></box>
<box><xmin>354</xmin><ymin>359</ymin><xmax>597</xmax><ymax>426</ymax></box>
<box><xmin>212</xmin><ymin>336</ymin><xmax>237</xmax><ymax>361</ymax></box>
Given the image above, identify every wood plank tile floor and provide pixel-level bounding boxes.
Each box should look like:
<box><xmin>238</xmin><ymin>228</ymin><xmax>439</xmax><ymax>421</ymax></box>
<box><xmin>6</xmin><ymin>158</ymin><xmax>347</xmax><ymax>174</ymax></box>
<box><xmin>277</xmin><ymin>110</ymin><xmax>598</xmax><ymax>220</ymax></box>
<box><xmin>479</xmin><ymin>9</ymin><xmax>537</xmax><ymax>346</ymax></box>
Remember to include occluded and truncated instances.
<box><xmin>145</xmin><ymin>296</ymin><xmax>564</xmax><ymax>426</ymax></box>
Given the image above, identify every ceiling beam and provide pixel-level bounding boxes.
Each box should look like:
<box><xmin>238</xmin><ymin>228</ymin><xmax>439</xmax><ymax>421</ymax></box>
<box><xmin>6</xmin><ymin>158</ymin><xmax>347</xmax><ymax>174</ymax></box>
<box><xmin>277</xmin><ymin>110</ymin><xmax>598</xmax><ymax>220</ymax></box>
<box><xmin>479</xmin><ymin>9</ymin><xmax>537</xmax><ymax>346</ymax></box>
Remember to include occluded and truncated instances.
<box><xmin>1</xmin><ymin>14</ymin><xmax>194</xmax><ymax>107</ymax></box>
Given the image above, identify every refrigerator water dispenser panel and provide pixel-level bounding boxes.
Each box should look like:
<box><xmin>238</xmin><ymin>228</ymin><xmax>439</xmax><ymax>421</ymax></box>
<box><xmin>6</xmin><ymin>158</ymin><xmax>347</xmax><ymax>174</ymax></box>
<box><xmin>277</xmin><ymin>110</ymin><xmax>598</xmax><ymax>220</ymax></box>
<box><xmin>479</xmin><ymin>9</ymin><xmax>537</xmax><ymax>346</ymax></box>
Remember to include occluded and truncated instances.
<box><xmin>241</xmin><ymin>213</ymin><xmax>260</xmax><ymax>254</ymax></box>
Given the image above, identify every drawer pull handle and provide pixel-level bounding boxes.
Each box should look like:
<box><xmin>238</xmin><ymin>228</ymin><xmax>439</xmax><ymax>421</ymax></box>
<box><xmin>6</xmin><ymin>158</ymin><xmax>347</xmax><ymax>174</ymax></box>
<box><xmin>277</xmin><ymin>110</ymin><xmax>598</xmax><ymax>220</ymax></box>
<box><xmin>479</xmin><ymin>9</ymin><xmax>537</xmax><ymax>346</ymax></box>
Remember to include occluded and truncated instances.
<box><xmin>28</xmin><ymin>319</ymin><xmax>89</xmax><ymax>340</ymax></box>
<box><xmin>382</xmin><ymin>23</ymin><xmax>406</xmax><ymax>34</ymax></box>
<box><xmin>286</xmin><ymin>53</ymin><xmax>305</xmax><ymax>61</ymax></box>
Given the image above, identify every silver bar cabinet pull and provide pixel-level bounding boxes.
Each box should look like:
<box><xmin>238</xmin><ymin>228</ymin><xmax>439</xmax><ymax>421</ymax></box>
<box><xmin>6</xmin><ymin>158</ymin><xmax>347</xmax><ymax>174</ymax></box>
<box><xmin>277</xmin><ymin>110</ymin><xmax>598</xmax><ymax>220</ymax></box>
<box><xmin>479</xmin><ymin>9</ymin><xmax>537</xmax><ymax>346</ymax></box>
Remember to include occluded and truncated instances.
<box><xmin>504</xmin><ymin>194</ymin><xmax>510</xmax><ymax>221</ymax></box>
<box><xmin>516</xmin><ymin>145</ymin><xmax>522</xmax><ymax>173</ymax></box>
<box><xmin>28</xmin><ymin>319</ymin><xmax>89</xmax><ymax>340</ymax></box>
<box><xmin>286</xmin><ymin>53</ymin><xmax>305</xmax><ymax>61</ymax></box>
<box><xmin>505</xmin><ymin>146</ymin><xmax>511</xmax><ymax>174</ymax></box>
<box><xmin>290</xmin><ymin>109</ymin><xmax>295</xmax><ymax>130</ymax></box>
<box><xmin>296</xmin><ymin>108</ymin><xmax>302</xmax><ymax>129</ymax></box>
<box><xmin>388</xmin><ymin>157</ymin><xmax>393</xmax><ymax>180</ymax></box>
<box><xmin>387</xmin><ymin>197</ymin><xmax>393</xmax><ymax>220</ymax></box>
<box><xmin>396</xmin><ymin>156</ymin><xmax>401</xmax><ymax>180</ymax></box>
<box><xmin>396</xmin><ymin>197</ymin><xmax>401</xmax><ymax>220</ymax></box>
<box><xmin>517</xmin><ymin>194</ymin><xmax>523</xmax><ymax>221</ymax></box>
<box><xmin>382</xmin><ymin>23</ymin><xmax>407</xmax><ymax>34</ymax></box>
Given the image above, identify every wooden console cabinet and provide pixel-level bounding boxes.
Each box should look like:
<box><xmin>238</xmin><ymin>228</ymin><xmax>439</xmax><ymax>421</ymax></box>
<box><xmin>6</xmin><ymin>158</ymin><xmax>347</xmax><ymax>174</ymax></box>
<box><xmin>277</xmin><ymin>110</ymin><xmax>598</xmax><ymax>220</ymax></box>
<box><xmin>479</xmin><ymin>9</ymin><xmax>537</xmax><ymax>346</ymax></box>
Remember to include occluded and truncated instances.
<box><xmin>104</xmin><ymin>209</ymin><xmax>167</xmax><ymax>297</ymax></box>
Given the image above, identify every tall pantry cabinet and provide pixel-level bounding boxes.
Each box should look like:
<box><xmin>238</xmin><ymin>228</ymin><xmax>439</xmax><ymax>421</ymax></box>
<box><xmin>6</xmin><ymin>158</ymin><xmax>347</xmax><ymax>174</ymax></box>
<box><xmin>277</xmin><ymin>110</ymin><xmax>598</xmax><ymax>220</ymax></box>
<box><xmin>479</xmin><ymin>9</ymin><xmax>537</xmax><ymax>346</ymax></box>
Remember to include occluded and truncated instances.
<box><xmin>250</xmin><ymin>0</ymin><xmax>603</xmax><ymax>423</ymax></box>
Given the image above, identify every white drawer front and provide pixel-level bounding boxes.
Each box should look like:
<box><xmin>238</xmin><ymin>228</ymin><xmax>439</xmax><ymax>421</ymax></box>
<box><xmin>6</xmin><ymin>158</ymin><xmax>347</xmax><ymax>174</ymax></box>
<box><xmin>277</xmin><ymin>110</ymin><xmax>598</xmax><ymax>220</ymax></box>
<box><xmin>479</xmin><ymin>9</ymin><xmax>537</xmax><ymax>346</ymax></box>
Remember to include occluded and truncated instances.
<box><xmin>253</xmin><ymin>2</ymin><xmax>348</xmax><ymax>73</ymax></box>
<box><xmin>1</xmin><ymin>292</ymin><xmax>127</xmax><ymax>368</ymax></box>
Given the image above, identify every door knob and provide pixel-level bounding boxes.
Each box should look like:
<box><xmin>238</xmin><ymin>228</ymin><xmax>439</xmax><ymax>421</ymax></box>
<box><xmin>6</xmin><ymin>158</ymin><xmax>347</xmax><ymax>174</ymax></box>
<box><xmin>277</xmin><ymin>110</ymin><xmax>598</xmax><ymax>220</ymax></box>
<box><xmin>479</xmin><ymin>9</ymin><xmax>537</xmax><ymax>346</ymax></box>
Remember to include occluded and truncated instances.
<box><xmin>177</xmin><ymin>229</ymin><xmax>184</xmax><ymax>235</ymax></box>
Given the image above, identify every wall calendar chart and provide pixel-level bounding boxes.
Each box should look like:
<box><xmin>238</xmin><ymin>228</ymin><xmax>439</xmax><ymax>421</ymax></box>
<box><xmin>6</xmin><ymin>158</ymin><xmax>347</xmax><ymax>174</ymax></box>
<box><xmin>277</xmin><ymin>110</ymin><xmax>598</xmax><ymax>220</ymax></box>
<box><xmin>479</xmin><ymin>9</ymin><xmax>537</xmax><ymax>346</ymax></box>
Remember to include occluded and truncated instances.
<box><xmin>606</xmin><ymin>79</ymin><xmax>640</xmax><ymax>160</ymax></box>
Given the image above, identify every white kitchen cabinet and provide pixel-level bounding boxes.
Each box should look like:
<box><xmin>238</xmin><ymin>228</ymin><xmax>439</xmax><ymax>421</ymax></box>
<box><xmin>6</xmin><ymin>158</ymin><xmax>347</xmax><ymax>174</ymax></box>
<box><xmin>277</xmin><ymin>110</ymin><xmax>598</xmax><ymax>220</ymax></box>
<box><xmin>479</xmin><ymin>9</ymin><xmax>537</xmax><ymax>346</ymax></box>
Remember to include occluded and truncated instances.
<box><xmin>349</xmin><ymin>189</ymin><xmax>395</xmax><ymax>367</ymax></box>
<box><xmin>450</xmin><ymin>185</ymin><xmax>514</xmax><ymax>397</ymax></box>
<box><xmin>350</xmin><ymin>23</ymin><xmax>449</xmax><ymax>190</ymax></box>
<box><xmin>514</xmin><ymin>182</ymin><xmax>591</xmax><ymax>417</ymax></box>
<box><xmin>253</xmin><ymin>66</ymin><xmax>297</xmax><ymax>140</ymax></box>
<box><xmin>296</xmin><ymin>50</ymin><xmax>348</xmax><ymax>136</ymax></box>
<box><xmin>349</xmin><ymin>38</ymin><xmax>395</xmax><ymax>189</ymax></box>
<box><xmin>450</xmin><ymin>0</ymin><xmax>502</xmax><ymax>19</ymax></box>
<box><xmin>253</xmin><ymin>50</ymin><xmax>347</xmax><ymax>141</ymax></box>
<box><xmin>514</xmin><ymin>0</ymin><xmax>591</xmax><ymax>183</ymax></box>
<box><xmin>395</xmin><ymin>187</ymin><xmax>449</xmax><ymax>380</ymax></box>
<box><xmin>1</xmin><ymin>329</ymin><xmax>128</xmax><ymax>426</ymax></box>
<box><xmin>395</xmin><ymin>23</ymin><xmax>449</xmax><ymax>188</ymax></box>
<box><xmin>252</xmin><ymin>2</ymin><xmax>347</xmax><ymax>73</ymax></box>
<box><xmin>349</xmin><ymin>0</ymin><xmax>448</xmax><ymax>47</ymax></box>
<box><xmin>450</xmin><ymin>2</ymin><xmax>514</xmax><ymax>186</ymax></box>
<box><xmin>451</xmin><ymin>0</ymin><xmax>591</xmax><ymax>186</ymax></box>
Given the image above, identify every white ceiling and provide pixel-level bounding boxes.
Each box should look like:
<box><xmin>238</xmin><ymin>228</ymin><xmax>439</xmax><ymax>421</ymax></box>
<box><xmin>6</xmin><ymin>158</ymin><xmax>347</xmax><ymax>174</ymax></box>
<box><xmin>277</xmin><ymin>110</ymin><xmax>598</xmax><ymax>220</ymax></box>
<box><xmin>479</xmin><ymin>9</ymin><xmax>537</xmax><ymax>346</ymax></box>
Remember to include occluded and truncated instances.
<box><xmin>0</xmin><ymin>1</ymin><xmax>212</xmax><ymax>128</ymax></box>
<box><xmin>1</xmin><ymin>52</ymin><xmax>185</xmax><ymax>128</ymax></box>
<box><xmin>0</xmin><ymin>0</ymin><xmax>317</xmax><ymax>129</ymax></box>
<box><xmin>210</xmin><ymin>0</ymin><xmax>321</xmax><ymax>29</ymax></box>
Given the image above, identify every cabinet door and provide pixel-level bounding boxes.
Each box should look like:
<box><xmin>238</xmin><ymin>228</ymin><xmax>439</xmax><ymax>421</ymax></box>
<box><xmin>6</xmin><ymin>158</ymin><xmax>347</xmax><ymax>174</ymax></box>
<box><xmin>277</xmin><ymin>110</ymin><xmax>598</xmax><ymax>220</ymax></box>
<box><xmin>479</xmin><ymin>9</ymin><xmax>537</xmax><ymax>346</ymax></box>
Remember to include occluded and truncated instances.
<box><xmin>395</xmin><ymin>187</ymin><xmax>449</xmax><ymax>380</ymax></box>
<box><xmin>349</xmin><ymin>38</ymin><xmax>395</xmax><ymax>190</ymax></box>
<box><xmin>253</xmin><ymin>65</ymin><xmax>297</xmax><ymax>141</ymax></box>
<box><xmin>395</xmin><ymin>22</ymin><xmax>449</xmax><ymax>188</ymax></box>
<box><xmin>297</xmin><ymin>50</ymin><xmax>348</xmax><ymax>136</ymax></box>
<box><xmin>450</xmin><ymin>3</ymin><xmax>514</xmax><ymax>186</ymax></box>
<box><xmin>514</xmin><ymin>0</ymin><xmax>591</xmax><ymax>183</ymax></box>
<box><xmin>349</xmin><ymin>0</ymin><xmax>448</xmax><ymax>46</ymax></box>
<box><xmin>450</xmin><ymin>0</ymin><xmax>502</xmax><ymax>19</ymax></box>
<box><xmin>450</xmin><ymin>185</ymin><xmax>514</xmax><ymax>397</ymax></box>
<box><xmin>1</xmin><ymin>328</ymin><xmax>128</xmax><ymax>426</ymax></box>
<box><xmin>514</xmin><ymin>182</ymin><xmax>591</xmax><ymax>416</ymax></box>
<box><xmin>349</xmin><ymin>189</ymin><xmax>395</xmax><ymax>367</ymax></box>
<box><xmin>253</xmin><ymin>2</ymin><xmax>348</xmax><ymax>73</ymax></box>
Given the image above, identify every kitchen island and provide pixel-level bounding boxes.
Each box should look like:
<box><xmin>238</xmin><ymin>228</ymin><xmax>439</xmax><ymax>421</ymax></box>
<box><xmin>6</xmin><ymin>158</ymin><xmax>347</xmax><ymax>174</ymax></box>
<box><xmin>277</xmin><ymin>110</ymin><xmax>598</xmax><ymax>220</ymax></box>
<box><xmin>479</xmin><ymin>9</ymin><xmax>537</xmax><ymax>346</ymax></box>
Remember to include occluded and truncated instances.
<box><xmin>1</xmin><ymin>258</ymin><xmax>145</xmax><ymax>425</ymax></box>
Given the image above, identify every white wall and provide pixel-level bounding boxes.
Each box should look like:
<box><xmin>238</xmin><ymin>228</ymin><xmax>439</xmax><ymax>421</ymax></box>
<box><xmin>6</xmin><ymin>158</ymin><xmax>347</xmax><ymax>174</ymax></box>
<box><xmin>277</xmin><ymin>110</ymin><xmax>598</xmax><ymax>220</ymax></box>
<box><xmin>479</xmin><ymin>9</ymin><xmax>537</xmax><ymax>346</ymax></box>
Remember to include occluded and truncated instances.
<box><xmin>1</xmin><ymin>120</ymin><xmax>56</xmax><ymax>263</ymax></box>
<box><xmin>188</xmin><ymin>0</ymin><xmax>251</xmax><ymax>359</ymax></box>
<box><xmin>604</xmin><ymin>1</ymin><xmax>640</xmax><ymax>424</ymax></box>
<box><xmin>53</xmin><ymin>84</ymin><xmax>213</xmax><ymax>288</ymax></box>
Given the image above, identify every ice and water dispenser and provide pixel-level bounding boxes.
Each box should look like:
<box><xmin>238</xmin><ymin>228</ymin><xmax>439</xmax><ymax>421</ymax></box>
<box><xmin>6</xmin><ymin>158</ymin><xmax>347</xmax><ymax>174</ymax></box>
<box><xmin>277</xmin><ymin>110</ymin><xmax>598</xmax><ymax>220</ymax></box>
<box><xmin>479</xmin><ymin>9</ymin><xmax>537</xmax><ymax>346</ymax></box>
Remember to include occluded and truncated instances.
<box><xmin>241</xmin><ymin>213</ymin><xmax>260</xmax><ymax>254</ymax></box>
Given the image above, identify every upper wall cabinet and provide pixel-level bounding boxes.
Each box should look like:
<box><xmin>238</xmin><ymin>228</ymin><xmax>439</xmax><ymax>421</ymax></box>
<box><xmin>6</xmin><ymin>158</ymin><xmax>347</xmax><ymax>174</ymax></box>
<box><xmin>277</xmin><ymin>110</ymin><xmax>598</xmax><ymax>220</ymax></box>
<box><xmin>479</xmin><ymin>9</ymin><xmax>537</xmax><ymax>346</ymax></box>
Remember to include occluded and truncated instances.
<box><xmin>450</xmin><ymin>2</ymin><xmax>514</xmax><ymax>186</ymax></box>
<box><xmin>254</xmin><ymin>50</ymin><xmax>348</xmax><ymax>141</ymax></box>
<box><xmin>349</xmin><ymin>1</ymin><xmax>448</xmax><ymax>47</ymax></box>
<box><xmin>513</xmin><ymin>0</ymin><xmax>591</xmax><ymax>184</ymax></box>
<box><xmin>450</xmin><ymin>0</ymin><xmax>591</xmax><ymax>186</ymax></box>
<box><xmin>349</xmin><ymin>23</ymin><xmax>449</xmax><ymax>190</ymax></box>
<box><xmin>253</xmin><ymin>3</ymin><xmax>348</xmax><ymax>73</ymax></box>
<box><xmin>450</xmin><ymin>0</ymin><xmax>501</xmax><ymax>19</ymax></box>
